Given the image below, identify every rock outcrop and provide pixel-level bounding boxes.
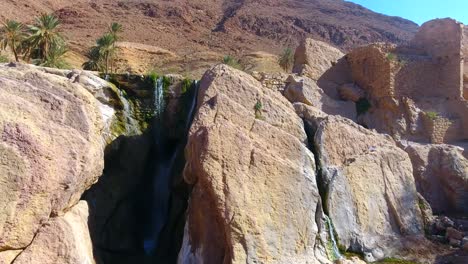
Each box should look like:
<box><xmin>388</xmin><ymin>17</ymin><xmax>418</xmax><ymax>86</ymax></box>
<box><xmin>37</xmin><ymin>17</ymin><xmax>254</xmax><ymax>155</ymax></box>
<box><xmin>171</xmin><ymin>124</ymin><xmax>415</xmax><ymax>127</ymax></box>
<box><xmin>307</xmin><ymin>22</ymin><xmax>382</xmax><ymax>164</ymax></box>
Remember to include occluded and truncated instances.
<box><xmin>178</xmin><ymin>65</ymin><xmax>327</xmax><ymax>263</ymax></box>
<box><xmin>12</xmin><ymin>201</ymin><xmax>95</xmax><ymax>264</ymax></box>
<box><xmin>298</xmin><ymin>105</ymin><xmax>424</xmax><ymax>261</ymax></box>
<box><xmin>284</xmin><ymin>75</ymin><xmax>356</xmax><ymax>121</ymax></box>
<box><xmin>404</xmin><ymin>142</ymin><xmax>468</xmax><ymax>215</ymax></box>
<box><xmin>345</xmin><ymin>19</ymin><xmax>468</xmax><ymax>144</ymax></box>
<box><xmin>0</xmin><ymin>64</ymin><xmax>104</xmax><ymax>253</ymax></box>
<box><xmin>293</xmin><ymin>39</ymin><xmax>344</xmax><ymax>80</ymax></box>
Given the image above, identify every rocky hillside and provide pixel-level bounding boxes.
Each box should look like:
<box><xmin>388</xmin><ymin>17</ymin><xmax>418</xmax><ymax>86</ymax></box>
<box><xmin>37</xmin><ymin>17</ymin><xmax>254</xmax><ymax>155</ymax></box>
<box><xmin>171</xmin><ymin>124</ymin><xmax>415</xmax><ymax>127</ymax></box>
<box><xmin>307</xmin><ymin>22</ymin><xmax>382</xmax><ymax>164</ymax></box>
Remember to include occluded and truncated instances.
<box><xmin>0</xmin><ymin>0</ymin><xmax>418</xmax><ymax>75</ymax></box>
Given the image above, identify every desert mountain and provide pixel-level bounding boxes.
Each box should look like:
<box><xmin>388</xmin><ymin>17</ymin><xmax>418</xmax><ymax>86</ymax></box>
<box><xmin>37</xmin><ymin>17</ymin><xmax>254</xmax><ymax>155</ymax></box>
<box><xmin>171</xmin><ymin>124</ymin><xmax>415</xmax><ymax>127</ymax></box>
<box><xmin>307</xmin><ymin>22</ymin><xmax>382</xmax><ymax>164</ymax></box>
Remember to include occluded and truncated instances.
<box><xmin>0</xmin><ymin>0</ymin><xmax>418</xmax><ymax>75</ymax></box>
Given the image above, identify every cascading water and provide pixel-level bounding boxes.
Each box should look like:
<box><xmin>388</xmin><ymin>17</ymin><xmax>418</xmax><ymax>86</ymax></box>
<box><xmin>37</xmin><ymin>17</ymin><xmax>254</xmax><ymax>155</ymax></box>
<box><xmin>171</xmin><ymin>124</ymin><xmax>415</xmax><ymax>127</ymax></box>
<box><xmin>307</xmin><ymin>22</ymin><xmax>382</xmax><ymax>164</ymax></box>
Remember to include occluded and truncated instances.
<box><xmin>118</xmin><ymin>89</ymin><xmax>141</xmax><ymax>135</ymax></box>
<box><xmin>154</xmin><ymin>77</ymin><xmax>165</xmax><ymax>119</ymax></box>
<box><xmin>325</xmin><ymin>215</ymin><xmax>342</xmax><ymax>260</ymax></box>
<box><xmin>184</xmin><ymin>80</ymin><xmax>199</xmax><ymax>132</ymax></box>
<box><xmin>143</xmin><ymin>79</ymin><xmax>200</xmax><ymax>256</ymax></box>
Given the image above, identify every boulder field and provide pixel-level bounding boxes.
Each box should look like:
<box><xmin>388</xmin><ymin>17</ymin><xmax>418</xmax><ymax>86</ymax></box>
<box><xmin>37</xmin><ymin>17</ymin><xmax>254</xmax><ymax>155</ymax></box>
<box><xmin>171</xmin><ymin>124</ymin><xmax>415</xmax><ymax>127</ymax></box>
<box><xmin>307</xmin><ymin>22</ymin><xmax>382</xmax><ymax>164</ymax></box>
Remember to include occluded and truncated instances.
<box><xmin>0</xmin><ymin>18</ymin><xmax>468</xmax><ymax>264</ymax></box>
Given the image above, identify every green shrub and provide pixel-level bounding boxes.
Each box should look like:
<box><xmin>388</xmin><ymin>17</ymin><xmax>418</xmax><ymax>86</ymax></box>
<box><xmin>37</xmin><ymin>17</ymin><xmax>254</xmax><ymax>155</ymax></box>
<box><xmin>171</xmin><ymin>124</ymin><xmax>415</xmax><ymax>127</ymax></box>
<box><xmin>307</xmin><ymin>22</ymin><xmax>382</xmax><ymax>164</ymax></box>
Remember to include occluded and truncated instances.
<box><xmin>147</xmin><ymin>70</ymin><xmax>159</xmax><ymax>83</ymax></box>
<box><xmin>376</xmin><ymin>258</ymin><xmax>417</xmax><ymax>264</ymax></box>
<box><xmin>386</xmin><ymin>53</ymin><xmax>396</xmax><ymax>61</ymax></box>
<box><xmin>223</xmin><ymin>55</ymin><xmax>243</xmax><ymax>70</ymax></box>
<box><xmin>425</xmin><ymin>111</ymin><xmax>438</xmax><ymax>120</ymax></box>
<box><xmin>278</xmin><ymin>47</ymin><xmax>294</xmax><ymax>71</ymax></box>
<box><xmin>356</xmin><ymin>98</ymin><xmax>371</xmax><ymax>116</ymax></box>
<box><xmin>0</xmin><ymin>55</ymin><xmax>8</xmax><ymax>63</ymax></box>
<box><xmin>181</xmin><ymin>78</ymin><xmax>193</xmax><ymax>94</ymax></box>
<box><xmin>146</xmin><ymin>71</ymin><xmax>172</xmax><ymax>95</ymax></box>
<box><xmin>254</xmin><ymin>100</ymin><xmax>263</xmax><ymax>119</ymax></box>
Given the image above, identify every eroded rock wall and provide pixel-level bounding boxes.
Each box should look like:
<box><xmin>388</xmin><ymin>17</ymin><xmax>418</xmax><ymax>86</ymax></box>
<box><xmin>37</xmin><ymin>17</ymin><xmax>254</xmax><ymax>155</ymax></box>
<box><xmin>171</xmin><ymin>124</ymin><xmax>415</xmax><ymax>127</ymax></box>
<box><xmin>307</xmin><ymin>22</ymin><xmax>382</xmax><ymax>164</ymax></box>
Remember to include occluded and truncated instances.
<box><xmin>178</xmin><ymin>65</ymin><xmax>327</xmax><ymax>263</ymax></box>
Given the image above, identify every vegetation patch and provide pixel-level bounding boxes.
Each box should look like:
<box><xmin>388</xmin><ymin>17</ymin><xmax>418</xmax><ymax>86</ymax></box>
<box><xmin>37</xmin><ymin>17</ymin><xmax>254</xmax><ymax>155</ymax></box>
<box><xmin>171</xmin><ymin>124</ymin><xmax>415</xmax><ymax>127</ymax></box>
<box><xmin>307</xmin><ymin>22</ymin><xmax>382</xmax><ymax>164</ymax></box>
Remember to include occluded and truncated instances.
<box><xmin>147</xmin><ymin>71</ymin><xmax>172</xmax><ymax>95</ymax></box>
<box><xmin>386</xmin><ymin>52</ymin><xmax>396</xmax><ymax>61</ymax></box>
<box><xmin>0</xmin><ymin>14</ymin><xmax>68</xmax><ymax>68</ymax></box>
<box><xmin>376</xmin><ymin>258</ymin><xmax>418</xmax><ymax>264</ymax></box>
<box><xmin>83</xmin><ymin>22</ymin><xmax>122</xmax><ymax>75</ymax></box>
<box><xmin>223</xmin><ymin>55</ymin><xmax>243</xmax><ymax>70</ymax></box>
<box><xmin>356</xmin><ymin>98</ymin><xmax>371</xmax><ymax>115</ymax></box>
<box><xmin>0</xmin><ymin>55</ymin><xmax>8</xmax><ymax>63</ymax></box>
<box><xmin>254</xmin><ymin>100</ymin><xmax>263</xmax><ymax>119</ymax></box>
<box><xmin>181</xmin><ymin>78</ymin><xmax>193</xmax><ymax>94</ymax></box>
<box><xmin>425</xmin><ymin>111</ymin><xmax>438</xmax><ymax>120</ymax></box>
<box><xmin>278</xmin><ymin>47</ymin><xmax>294</xmax><ymax>72</ymax></box>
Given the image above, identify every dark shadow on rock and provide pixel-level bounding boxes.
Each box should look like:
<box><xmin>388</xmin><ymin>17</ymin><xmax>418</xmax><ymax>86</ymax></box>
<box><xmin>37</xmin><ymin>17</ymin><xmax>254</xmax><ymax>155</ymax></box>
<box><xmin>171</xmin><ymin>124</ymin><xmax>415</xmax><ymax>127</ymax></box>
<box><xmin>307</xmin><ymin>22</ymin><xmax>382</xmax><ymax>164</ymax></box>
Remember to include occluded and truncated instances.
<box><xmin>435</xmin><ymin>249</ymin><xmax>468</xmax><ymax>264</ymax></box>
<box><xmin>83</xmin><ymin>133</ymin><xmax>153</xmax><ymax>264</ymax></box>
<box><xmin>83</xmin><ymin>129</ymin><xmax>191</xmax><ymax>264</ymax></box>
<box><xmin>82</xmin><ymin>81</ymin><xmax>199</xmax><ymax>264</ymax></box>
<box><xmin>317</xmin><ymin>56</ymin><xmax>353</xmax><ymax>99</ymax></box>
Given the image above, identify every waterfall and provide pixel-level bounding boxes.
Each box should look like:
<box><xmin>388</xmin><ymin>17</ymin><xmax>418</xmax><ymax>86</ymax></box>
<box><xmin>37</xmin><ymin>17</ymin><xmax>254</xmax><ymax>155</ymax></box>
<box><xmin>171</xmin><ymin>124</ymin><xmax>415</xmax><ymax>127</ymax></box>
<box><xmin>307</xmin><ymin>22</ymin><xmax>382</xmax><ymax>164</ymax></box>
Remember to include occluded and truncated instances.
<box><xmin>154</xmin><ymin>77</ymin><xmax>165</xmax><ymax>119</ymax></box>
<box><xmin>118</xmin><ymin>89</ymin><xmax>140</xmax><ymax>135</ymax></box>
<box><xmin>184</xmin><ymin>80</ymin><xmax>199</xmax><ymax>132</ymax></box>
<box><xmin>325</xmin><ymin>215</ymin><xmax>342</xmax><ymax>260</ymax></box>
<box><xmin>143</xmin><ymin>80</ymin><xmax>200</xmax><ymax>256</ymax></box>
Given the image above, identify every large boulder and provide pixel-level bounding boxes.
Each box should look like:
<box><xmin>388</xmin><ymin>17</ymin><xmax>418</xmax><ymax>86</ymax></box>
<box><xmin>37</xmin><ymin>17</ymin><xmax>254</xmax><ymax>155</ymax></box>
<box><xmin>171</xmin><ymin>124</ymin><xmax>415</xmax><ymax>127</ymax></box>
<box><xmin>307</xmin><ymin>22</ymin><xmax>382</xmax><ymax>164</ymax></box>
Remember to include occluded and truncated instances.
<box><xmin>12</xmin><ymin>201</ymin><xmax>95</xmax><ymax>264</ymax></box>
<box><xmin>404</xmin><ymin>142</ymin><xmax>468</xmax><ymax>214</ymax></box>
<box><xmin>284</xmin><ymin>75</ymin><xmax>356</xmax><ymax>121</ymax></box>
<box><xmin>293</xmin><ymin>38</ymin><xmax>344</xmax><ymax>80</ymax></box>
<box><xmin>311</xmin><ymin>115</ymin><xmax>424</xmax><ymax>261</ymax></box>
<box><xmin>178</xmin><ymin>65</ymin><xmax>327</xmax><ymax>263</ymax></box>
<box><xmin>0</xmin><ymin>64</ymin><xmax>104</xmax><ymax>251</ymax></box>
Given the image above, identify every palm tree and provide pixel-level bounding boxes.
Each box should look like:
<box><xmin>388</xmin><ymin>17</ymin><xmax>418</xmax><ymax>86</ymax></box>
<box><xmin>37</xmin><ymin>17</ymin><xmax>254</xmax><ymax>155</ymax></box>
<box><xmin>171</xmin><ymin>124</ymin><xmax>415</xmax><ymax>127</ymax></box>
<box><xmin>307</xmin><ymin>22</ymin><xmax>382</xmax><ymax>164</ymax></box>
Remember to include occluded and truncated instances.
<box><xmin>82</xmin><ymin>46</ymin><xmax>101</xmax><ymax>71</ymax></box>
<box><xmin>83</xmin><ymin>23</ymin><xmax>123</xmax><ymax>74</ymax></box>
<box><xmin>97</xmin><ymin>33</ymin><xmax>116</xmax><ymax>75</ymax></box>
<box><xmin>40</xmin><ymin>42</ymin><xmax>69</xmax><ymax>69</ymax></box>
<box><xmin>0</xmin><ymin>20</ymin><xmax>26</xmax><ymax>62</ymax></box>
<box><xmin>108</xmin><ymin>22</ymin><xmax>123</xmax><ymax>40</ymax></box>
<box><xmin>108</xmin><ymin>22</ymin><xmax>122</xmax><ymax>73</ymax></box>
<box><xmin>27</xmin><ymin>14</ymin><xmax>63</xmax><ymax>62</ymax></box>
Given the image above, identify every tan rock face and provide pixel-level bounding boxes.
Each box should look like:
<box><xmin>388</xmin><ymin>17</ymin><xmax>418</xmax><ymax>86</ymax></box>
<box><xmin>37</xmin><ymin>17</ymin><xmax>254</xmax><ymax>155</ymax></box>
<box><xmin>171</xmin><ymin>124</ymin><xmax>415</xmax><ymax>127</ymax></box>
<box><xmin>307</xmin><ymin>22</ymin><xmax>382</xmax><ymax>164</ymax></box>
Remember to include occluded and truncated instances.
<box><xmin>13</xmin><ymin>201</ymin><xmax>95</xmax><ymax>264</ymax></box>
<box><xmin>179</xmin><ymin>65</ymin><xmax>325</xmax><ymax>263</ymax></box>
<box><xmin>311</xmin><ymin>115</ymin><xmax>423</xmax><ymax>260</ymax></box>
<box><xmin>293</xmin><ymin>38</ymin><xmax>344</xmax><ymax>80</ymax></box>
<box><xmin>114</xmin><ymin>42</ymin><xmax>179</xmax><ymax>74</ymax></box>
<box><xmin>284</xmin><ymin>75</ymin><xmax>356</xmax><ymax>121</ymax></box>
<box><xmin>338</xmin><ymin>83</ymin><xmax>365</xmax><ymax>102</ymax></box>
<box><xmin>0</xmin><ymin>250</ymin><xmax>22</xmax><ymax>264</ymax></box>
<box><xmin>240</xmin><ymin>52</ymin><xmax>284</xmax><ymax>74</ymax></box>
<box><xmin>346</xmin><ymin>19</ymin><xmax>468</xmax><ymax>144</ymax></box>
<box><xmin>404</xmin><ymin>142</ymin><xmax>468</xmax><ymax>214</ymax></box>
<box><xmin>0</xmin><ymin>64</ymin><xmax>104</xmax><ymax>250</ymax></box>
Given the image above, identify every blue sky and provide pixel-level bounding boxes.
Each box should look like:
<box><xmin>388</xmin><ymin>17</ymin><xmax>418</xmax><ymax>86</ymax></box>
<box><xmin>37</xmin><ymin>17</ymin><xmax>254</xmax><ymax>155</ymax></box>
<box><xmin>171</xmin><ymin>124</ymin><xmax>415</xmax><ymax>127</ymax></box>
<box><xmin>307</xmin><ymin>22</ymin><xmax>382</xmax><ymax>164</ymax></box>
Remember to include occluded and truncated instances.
<box><xmin>346</xmin><ymin>0</ymin><xmax>468</xmax><ymax>25</ymax></box>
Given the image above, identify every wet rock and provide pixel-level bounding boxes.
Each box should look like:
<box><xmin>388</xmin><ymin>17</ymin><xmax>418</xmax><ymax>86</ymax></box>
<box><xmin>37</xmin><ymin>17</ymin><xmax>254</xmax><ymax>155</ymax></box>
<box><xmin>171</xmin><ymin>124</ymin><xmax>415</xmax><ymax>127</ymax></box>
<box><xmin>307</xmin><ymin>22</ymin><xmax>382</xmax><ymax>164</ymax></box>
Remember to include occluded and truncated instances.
<box><xmin>417</xmin><ymin>193</ymin><xmax>435</xmax><ymax>232</ymax></box>
<box><xmin>310</xmin><ymin>115</ymin><xmax>424</xmax><ymax>260</ymax></box>
<box><xmin>336</xmin><ymin>257</ymin><xmax>366</xmax><ymax>264</ymax></box>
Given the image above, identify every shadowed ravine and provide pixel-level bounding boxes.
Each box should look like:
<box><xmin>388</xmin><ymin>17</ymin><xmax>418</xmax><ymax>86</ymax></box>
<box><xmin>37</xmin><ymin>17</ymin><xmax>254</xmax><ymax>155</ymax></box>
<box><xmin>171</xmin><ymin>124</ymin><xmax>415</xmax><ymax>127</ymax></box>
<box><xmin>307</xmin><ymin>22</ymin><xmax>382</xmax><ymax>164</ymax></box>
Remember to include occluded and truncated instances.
<box><xmin>144</xmin><ymin>79</ymin><xmax>200</xmax><ymax>256</ymax></box>
<box><xmin>83</xmin><ymin>76</ymin><xmax>200</xmax><ymax>264</ymax></box>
